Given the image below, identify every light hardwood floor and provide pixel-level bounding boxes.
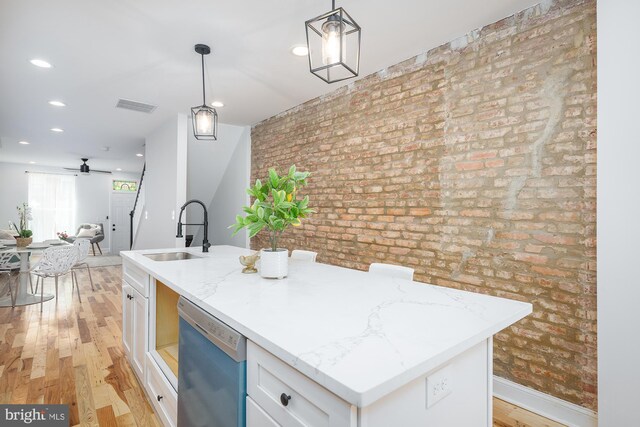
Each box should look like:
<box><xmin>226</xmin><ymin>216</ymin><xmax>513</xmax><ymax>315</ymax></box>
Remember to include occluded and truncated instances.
<box><xmin>0</xmin><ymin>265</ymin><xmax>564</xmax><ymax>427</ymax></box>
<box><xmin>0</xmin><ymin>265</ymin><xmax>160</xmax><ymax>427</ymax></box>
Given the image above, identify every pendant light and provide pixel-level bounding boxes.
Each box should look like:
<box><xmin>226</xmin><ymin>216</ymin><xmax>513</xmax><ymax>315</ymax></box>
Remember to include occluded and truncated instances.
<box><xmin>191</xmin><ymin>44</ymin><xmax>218</xmax><ymax>140</ymax></box>
<box><xmin>305</xmin><ymin>0</ymin><xmax>361</xmax><ymax>83</ymax></box>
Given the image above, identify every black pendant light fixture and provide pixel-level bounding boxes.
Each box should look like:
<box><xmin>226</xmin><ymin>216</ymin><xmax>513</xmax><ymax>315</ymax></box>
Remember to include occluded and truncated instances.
<box><xmin>305</xmin><ymin>0</ymin><xmax>361</xmax><ymax>83</ymax></box>
<box><xmin>191</xmin><ymin>44</ymin><xmax>218</xmax><ymax>140</ymax></box>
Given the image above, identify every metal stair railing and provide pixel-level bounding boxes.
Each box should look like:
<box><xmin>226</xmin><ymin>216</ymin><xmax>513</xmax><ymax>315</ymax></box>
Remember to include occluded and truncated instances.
<box><xmin>129</xmin><ymin>162</ymin><xmax>146</xmax><ymax>249</ymax></box>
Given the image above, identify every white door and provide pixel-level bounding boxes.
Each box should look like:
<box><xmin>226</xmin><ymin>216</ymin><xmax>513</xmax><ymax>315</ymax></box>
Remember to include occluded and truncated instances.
<box><xmin>111</xmin><ymin>192</ymin><xmax>136</xmax><ymax>254</ymax></box>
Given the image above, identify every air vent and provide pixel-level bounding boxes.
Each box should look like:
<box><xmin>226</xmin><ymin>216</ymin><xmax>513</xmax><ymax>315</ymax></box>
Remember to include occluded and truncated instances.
<box><xmin>116</xmin><ymin>98</ymin><xmax>157</xmax><ymax>114</ymax></box>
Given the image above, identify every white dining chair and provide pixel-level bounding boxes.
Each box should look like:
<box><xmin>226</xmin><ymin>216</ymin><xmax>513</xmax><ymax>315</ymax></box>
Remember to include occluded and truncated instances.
<box><xmin>32</xmin><ymin>245</ymin><xmax>80</xmax><ymax>307</ymax></box>
<box><xmin>290</xmin><ymin>250</ymin><xmax>318</xmax><ymax>262</ymax></box>
<box><xmin>72</xmin><ymin>239</ymin><xmax>94</xmax><ymax>291</ymax></box>
<box><xmin>0</xmin><ymin>252</ymin><xmax>20</xmax><ymax>306</ymax></box>
<box><xmin>368</xmin><ymin>263</ymin><xmax>414</xmax><ymax>281</ymax></box>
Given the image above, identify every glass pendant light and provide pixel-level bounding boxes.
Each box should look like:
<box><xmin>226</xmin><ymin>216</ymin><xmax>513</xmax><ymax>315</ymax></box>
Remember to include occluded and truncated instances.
<box><xmin>191</xmin><ymin>44</ymin><xmax>218</xmax><ymax>140</ymax></box>
<box><xmin>305</xmin><ymin>0</ymin><xmax>361</xmax><ymax>83</ymax></box>
<box><xmin>321</xmin><ymin>15</ymin><xmax>345</xmax><ymax>66</ymax></box>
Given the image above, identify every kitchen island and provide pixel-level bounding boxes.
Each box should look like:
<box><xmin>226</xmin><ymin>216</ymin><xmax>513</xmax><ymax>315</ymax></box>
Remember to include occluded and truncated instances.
<box><xmin>121</xmin><ymin>245</ymin><xmax>531</xmax><ymax>427</ymax></box>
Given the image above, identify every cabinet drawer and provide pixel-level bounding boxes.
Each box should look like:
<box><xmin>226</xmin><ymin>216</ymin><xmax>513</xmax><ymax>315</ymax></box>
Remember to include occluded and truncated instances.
<box><xmin>123</xmin><ymin>260</ymin><xmax>149</xmax><ymax>297</ymax></box>
<box><xmin>247</xmin><ymin>341</ymin><xmax>356</xmax><ymax>427</ymax></box>
<box><xmin>247</xmin><ymin>396</ymin><xmax>280</xmax><ymax>427</ymax></box>
<box><xmin>145</xmin><ymin>353</ymin><xmax>177</xmax><ymax>427</ymax></box>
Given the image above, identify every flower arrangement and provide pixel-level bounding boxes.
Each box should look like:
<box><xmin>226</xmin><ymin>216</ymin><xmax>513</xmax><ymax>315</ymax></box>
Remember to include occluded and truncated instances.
<box><xmin>11</xmin><ymin>202</ymin><xmax>33</xmax><ymax>238</ymax></box>
<box><xmin>230</xmin><ymin>165</ymin><xmax>314</xmax><ymax>251</ymax></box>
<box><xmin>57</xmin><ymin>231</ymin><xmax>69</xmax><ymax>240</ymax></box>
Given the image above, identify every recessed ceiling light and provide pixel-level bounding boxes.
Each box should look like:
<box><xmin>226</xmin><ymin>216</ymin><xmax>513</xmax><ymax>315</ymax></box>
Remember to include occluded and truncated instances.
<box><xmin>48</xmin><ymin>100</ymin><xmax>66</xmax><ymax>107</ymax></box>
<box><xmin>291</xmin><ymin>45</ymin><xmax>309</xmax><ymax>56</ymax></box>
<box><xmin>29</xmin><ymin>161</ymin><xmax>36</xmax><ymax>164</ymax></box>
<box><xmin>18</xmin><ymin>140</ymin><xmax>30</xmax><ymax>145</ymax></box>
<box><xmin>30</xmin><ymin>59</ymin><xmax>52</xmax><ymax>68</ymax></box>
<box><xmin>211</xmin><ymin>101</ymin><xmax>224</xmax><ymax>108</ymax></box>
<box><xmin>116</xmin><ymin>168</ymin><xmax>122</xmax><ymax>171</ymax></box>
<box><xmin>50</xmin><ymin>128</ymin><xmax>64</xmax><ymax>132</ymax></box>
<box><xmin>136</xmin><ymin>153</ymin><xmax>144</xmax><ymax>157</ymax></box>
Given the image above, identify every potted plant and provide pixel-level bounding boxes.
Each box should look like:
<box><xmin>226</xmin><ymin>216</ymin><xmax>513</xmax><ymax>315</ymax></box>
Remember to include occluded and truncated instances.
<box><xmin>230</xmin><ymin>165</ymin><xmax>313</xmax><ymax>279</ymax></box>
<box><xmin>12</xmin><ymin>202</ymin><xmax>33</xmax><ymax>247</ymax></box>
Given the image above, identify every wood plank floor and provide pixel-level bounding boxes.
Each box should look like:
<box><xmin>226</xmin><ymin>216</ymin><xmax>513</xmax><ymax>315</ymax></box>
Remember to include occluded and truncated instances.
<box><xmin>0</xmin><ymin>265</ymin><xmax>160</xmax><ymax>427</ymax></box>
<box><xmin>0</xmin><ymin>265</ymin><xmax>565</xmax><ymax>427</ymax></box>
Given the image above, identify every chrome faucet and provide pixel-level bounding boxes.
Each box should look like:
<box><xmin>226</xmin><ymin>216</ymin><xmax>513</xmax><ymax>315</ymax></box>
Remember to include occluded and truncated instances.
<box><xmin>176</xmin><ymin>199</ymin><xmax>211</xmax><ymax>253</ymax></box>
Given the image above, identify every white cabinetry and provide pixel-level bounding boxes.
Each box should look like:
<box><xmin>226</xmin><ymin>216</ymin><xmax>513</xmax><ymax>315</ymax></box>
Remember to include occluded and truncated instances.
<box><xmin>122</xmin><ymin>260</ymin><xmax>179</xmax><ymax>427</ymax></box>
<box><xmin>247</xmin><ymin>341</ymin><xmax>357</xmax><ymax>427</ymax></box>
<box><xmin>148</xmin><ymin>278</ymin><xmax>179</xmax><ymax>391</ymax></box>
<box><xmin>247</xmin><ymin>339</ymin><xmax>492</xmax><ymax>427</ymax></box>
<box><xmin>120</xmin><ymin>249</ymin><xmax>513</xmax><ymax>427</ymax></box>
<box><xmin>122</xmin><ymin>261</ymin><xmax>149</xmax><ymax>381</ymax></box>
<box><xmin>122</xmin><ymin>283</ymin><xmax>133</xmax><ymax>357</ymax></box>
<box><xmin>131</xmin><ymin>287</ymin><xmax>148</xmax><ymax>378</ymax></box>
<box><xmin>122</xmin><ymin>285</ymin><xmax>147</xmax><ymax>378</ymax></box>
<box><xmin>146</xmin><ymin>353</ymin><xmax>178</xmax><ymax>427</ymax></box>
<box><xmin>247</xmin><ymin>396</ymin><xmax>280</xmax><ymax>427</ymax></box>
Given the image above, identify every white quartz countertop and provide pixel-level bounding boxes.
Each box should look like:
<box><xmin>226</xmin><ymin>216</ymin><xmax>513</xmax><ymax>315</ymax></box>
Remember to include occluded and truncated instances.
<box><xmin>121</xmin><ymin>246</ymin><xmax>531</xmax><ymax>407</ymax></box>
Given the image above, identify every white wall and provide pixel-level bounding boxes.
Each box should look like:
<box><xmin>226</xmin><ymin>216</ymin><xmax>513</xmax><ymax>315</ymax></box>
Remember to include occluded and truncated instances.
<box><xmin>209</xmin><ymin>127</ymin><xmax>251</xmax><ymax>247</ymax></box>
<box><xmin>0</xmin><ymin>161</ymin><xmax>138</xmax><ymax>251</ymax></box>
<box><xmin>186</xmin><ymin>122</ymin><xmax>250</xmax><ymax>248</ymax></box>
<box><xmin>134</xmin><ymin>114</ymin><xmax>188</xmax><ymax>250</ymax></box>
<box><xmin>597</xmin><ymin>0</ymin><xmax>640</xmax><ymax>424</ymax></box>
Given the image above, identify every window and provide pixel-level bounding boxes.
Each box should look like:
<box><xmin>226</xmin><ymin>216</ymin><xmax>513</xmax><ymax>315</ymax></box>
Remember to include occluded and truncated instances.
<box><xmin>113</xmin><ymin>179</ymin><xmax>137</xmax><ymax>192</ymax></box>
<box><xmin>28</xmin><ymin>173</ymin><xmax>76</xmax><ymax>240</ymax></box>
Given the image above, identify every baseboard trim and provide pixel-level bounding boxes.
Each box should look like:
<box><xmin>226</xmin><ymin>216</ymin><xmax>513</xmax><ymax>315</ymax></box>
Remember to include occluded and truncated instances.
<box><xmin>493</xmin><ymin>376</ymin><xmax>597</xmax><ymax>427</ymax></box>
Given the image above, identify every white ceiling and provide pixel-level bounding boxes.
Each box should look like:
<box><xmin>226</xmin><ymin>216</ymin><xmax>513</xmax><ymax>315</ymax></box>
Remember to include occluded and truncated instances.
<box><xmin>0</xmin><ymin>0</ymin><xmax>538</xmax><ymax>173</ymax></box>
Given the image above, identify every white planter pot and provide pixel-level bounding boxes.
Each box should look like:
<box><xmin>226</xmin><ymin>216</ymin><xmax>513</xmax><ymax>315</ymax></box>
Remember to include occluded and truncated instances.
<box><xmin>259</xmin><ymin>249</ymin><xmax>289</xmax><ymax>279</ymax></box>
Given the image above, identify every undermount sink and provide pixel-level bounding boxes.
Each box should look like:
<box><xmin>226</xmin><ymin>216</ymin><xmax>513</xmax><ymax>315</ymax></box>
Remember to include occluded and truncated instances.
<box><xmin>143</xmin><ymin>252</ymin><xmax>202</xmax><ymax>262</ymax></box>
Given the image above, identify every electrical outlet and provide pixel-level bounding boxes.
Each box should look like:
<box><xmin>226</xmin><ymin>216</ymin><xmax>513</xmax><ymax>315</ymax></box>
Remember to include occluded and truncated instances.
<box><xmin>426</xmin><ymin>364</ymin><xmax>453</xmax><ymax>408</ymax></box>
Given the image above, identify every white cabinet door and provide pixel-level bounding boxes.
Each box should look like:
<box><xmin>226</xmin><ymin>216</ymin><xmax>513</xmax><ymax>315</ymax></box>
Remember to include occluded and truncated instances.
<box><xmin>131</xmin><ymin>286</ymin><xmax>148</xmax><ymax>380</ymax></box>
<box><xmin>247</xmin><ymin>341</ymin><xmax>356</xmax><ymax>427</ymax></box>
<box><xmin>146</xmin><ymin>353</ymin><xmax>178</xmax><ymax>427</ymax></box>
<box><xmin>247</xmin><ymin>396</ymin><xmax>280</xmax><ymax>427</ymax></box>
<box><xmin>122</xmin><ymin>283</ymin><xmax>133</xmax><ymax>358</ymax></box>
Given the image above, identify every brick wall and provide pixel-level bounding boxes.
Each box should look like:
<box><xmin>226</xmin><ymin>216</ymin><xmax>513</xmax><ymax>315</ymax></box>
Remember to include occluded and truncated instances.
<box><xmin>251</xmin><ymin>0</ymin><xmax>597</xmax><ymax>409</ymax></box>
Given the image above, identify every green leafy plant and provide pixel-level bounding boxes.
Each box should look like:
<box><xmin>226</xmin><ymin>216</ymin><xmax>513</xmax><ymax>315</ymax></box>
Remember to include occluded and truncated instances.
<box><xmin>230</xmin><ymin>165</ymin><xmax>314</xmax><ymax>251</ymax></box>
<box><xmin>11</xmin><ymin>202</ymin><xmax>33</xmax><ymax>238</ymax></box>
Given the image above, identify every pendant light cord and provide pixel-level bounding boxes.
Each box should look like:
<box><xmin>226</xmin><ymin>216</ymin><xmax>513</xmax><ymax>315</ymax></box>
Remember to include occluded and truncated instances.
<box><xmin>332</xmin><ymin>0</ymin><xmax>335</xmax><ymax>10</ymax></box>
<box><xmin>201</xmin><ymin>53</ymin><xmax>206</xmax><ymax>105</ymax></box>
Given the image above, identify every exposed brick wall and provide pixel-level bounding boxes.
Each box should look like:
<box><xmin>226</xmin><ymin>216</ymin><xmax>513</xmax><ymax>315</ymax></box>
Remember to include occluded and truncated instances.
<box><xmin>251</xmin><ymin>0</ymin><xmax>597</xmax><ymax>409</ymax></box>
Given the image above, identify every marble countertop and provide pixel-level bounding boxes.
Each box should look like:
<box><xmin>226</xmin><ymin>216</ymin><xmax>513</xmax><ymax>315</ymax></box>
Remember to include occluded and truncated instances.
<box><xmin>121</xmin><ymin>245</ymin><xmax>531</xmax><ymax>407</ymax></box>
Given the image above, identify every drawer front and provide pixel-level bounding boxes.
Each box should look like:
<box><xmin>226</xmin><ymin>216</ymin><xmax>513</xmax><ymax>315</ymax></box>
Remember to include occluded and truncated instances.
<box><xmin>145</xmin><ymin>353</ymin><xmax>177</xmax><ymax>427</ymax></box>
<box><xmin>247</xmin><ymin>341</ymin><xmax>356</xmax><ymax>427</ymax></box>
<box><xmin>123</xmin><ymin>260</ymin><xmax>149</xmax><ymax>297</ymax></box>
<box><xmin>247</xmin><ymin>397</ymin><xmax>280</xmax><ymax>427</ymax></box>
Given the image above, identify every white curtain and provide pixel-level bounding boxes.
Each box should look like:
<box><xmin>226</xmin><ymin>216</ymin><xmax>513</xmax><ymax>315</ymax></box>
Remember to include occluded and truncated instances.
<box><xmin>28</xmin><ymin>173</ymin><xmax>76</xmax><ymax>240</ymax></box>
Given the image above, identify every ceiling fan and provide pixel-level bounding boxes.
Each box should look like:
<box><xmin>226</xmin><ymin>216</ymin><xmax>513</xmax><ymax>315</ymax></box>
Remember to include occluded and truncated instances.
<box><xmin>64</xmin><ymin>158</ymin><xmax>112</xmax><ymax>174</ymax></box>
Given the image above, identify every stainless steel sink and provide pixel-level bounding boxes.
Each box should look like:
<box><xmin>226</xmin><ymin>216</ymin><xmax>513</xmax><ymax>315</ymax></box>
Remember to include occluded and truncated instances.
<box><xmin>143</xmin><ymin>252</ymin><xmax>202</xmax><ymax>262</ymax></box>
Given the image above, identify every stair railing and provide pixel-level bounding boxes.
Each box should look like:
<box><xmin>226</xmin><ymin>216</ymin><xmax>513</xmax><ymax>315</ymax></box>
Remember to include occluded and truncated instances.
<box><xmin>129</xmin><ymin>163</ymin><xmax>146</xmax><ymax>249</ymax></box>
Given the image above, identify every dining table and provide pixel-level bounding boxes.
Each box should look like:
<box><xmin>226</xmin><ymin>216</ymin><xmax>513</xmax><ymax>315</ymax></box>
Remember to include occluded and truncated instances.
<box><xmin>0</xmin><ymin>239</ymin><xmax>71</xmax><ymax>307</ymax></box>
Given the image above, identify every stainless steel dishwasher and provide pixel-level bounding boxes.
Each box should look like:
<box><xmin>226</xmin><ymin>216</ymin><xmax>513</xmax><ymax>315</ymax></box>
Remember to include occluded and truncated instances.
<box><xmin>177</xmin><ymin>296</ymin><xmax>247</xmax><ymax>427</ymax></box>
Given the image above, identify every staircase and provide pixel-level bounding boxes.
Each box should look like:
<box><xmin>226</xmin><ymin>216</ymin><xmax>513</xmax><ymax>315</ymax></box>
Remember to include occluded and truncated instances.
<box><xmin>129</xmin><ymin>163</ymin><xmax>146</xmax><ymax>249</ymax></box>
